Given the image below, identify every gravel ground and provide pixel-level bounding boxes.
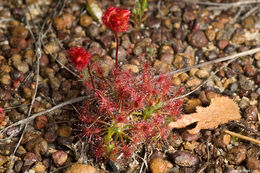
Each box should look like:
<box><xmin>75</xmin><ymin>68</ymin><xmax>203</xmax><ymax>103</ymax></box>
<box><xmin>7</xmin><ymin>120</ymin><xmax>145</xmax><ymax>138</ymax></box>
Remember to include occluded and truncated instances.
<box><xmin>0</xmin><ymin>0</ymin><xmax>260</xmax><ymax>172</ymax></box>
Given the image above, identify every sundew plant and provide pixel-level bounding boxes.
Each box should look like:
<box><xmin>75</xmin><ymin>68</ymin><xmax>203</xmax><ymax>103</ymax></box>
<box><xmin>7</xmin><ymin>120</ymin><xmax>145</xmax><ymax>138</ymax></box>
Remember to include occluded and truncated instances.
<box><xmin>68</xmin><ymin>6</ymin><xmax>184</xmax><ymax>159</ymax></box>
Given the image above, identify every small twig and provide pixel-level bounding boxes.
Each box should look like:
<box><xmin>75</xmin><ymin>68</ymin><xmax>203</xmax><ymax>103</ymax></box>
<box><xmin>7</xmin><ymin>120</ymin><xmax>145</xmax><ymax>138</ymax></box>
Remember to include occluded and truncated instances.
<box><xmin>41</xmin><ymin>42</ymin><xmax>81</xmax><ymax>78</ymax></box>
<box><xmin>157</xmin><ymin>0</ymin><xmax>162</xmax><ymax>46</ymax></box>
<box><xmin>170</xmin><ymin>57</ymin><xmax>237</xmax><ymax>101</ymax></box>
<box><xmin>139</xmin><ymin>152</ymin><xmax>147</xmax><ymax>173</ymax></box>
<box><xmin>228</xmin><ymin>121</ymin><xmax>260</xmax><ymax>136</ymax></box>
<box><xmin>0</xmin><ymin>96</ymin><xmax>89</xmax><ymax>138</ymax></box>
<box><xmin>135</xmin><ymin>152</ymin><xmax>148</xmax><ymax>172</ymax></box>
<box><xmin>231</xmin><ymin>7</ymin><xmax>244</xmax><ymax>24</ymax></box>
<box><xmin>223</xmin><ymin>129</ymin><xmax>260</xmax><ymax>145</ymax></box>
<box><xmin>241</xmin><ymin>5</ymin><xmax>260</xmax><ymax>20</ymax></box>
<box><xmin>169</xmin><ymin>47</ymin><xmax>260</xmax><ymax>101</ymax></box>
<box><xmin>157</xmin><ymin>47</ymin><xmax>260</xmax><ymax>80</ymax></box>
<box><xmin>3</xmin><ymin>103</ymin><xmax>31</xmax><ymax>111</ymax></box>
<box><xmin>196</xmin><ymin>162</ymin><xmax>209</xmax><ymax>173</ymax></box>
<box><xmin>184</xmin><ymin>0</ymin><xmax>260</xmax><ymax>7</ymax></box>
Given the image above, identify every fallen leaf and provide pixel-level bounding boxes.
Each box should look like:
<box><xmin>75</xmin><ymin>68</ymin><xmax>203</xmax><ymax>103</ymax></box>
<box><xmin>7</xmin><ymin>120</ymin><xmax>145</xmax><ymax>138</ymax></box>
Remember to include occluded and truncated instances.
<box><xmin>169</xmin><ymin>96</ymin><xmax>241</xmax><ymax>134</ymax></box>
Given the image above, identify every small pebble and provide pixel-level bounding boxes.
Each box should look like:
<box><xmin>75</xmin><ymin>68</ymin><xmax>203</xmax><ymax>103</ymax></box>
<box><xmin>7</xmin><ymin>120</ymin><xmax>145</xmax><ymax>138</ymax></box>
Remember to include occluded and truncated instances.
<box><xmin>168</xmin><ymin>135</ymin><xmax>183</xmax><ymax>148</ymax></box>
<box><xmin>14</xmin><ymin>160</ymin><xmax>23</xmax><ymax>173</ymax></box>
<box><xmin>32</xmin><ymin>162</ymin><xmax>46</xmax><ymax>173</ymax></box>
<box><xmin>111</xmin><ymin>47</ymin><xmax>127</xmax><ymax>62</ymax></box>
<box><xmin>246</xmin><ymin>157</ymin><xmax>260</xmax><ymax>171</ymax></box>
<box><xmin>230</xmin><ymin>83</ymin><xmax>238</xmax><ymax>92</ymax></box>
<box><xmin>52</xmin><ymin>150</ymin><xmax>68</xmax><ymax>167</ymax></box>
<box><xmin>172</xmin><ymin>39</ymin><xmax>185</xmax><ymax>53</ymax></box>
<box><xmin>239</xmin><ymin>75</ymin><xmax>254</xmax><ymax>91</ymax></box>
<box><xmin>0</xmin><ymin>154</ymin><xmax>7</xmax><ymax>166</ymax></box>
<box><xmin>53</xmin><ymin>14</ymin><xmax>73</xmax><ymax>30</ymax></box>
<box><xmin>181</xmin><ymin>131</ymin><xmax>201</xmax><ymax>142</ymax></box>
<box><xmin>227</xmin><ymin>145</ymin><xmax>247</xmax><ymax>165</ymax></box>
<box><xmin>15</xmin><ymin>62</ymin><xmax>29</xmax><ymax>74</ymax></box>
<box><xmin>244</xmin><ymin>105</ymin><xmax>259</xmax><ymax>121</ymax></box>
<box><xmin>23</xmin><ymin>152</ymin><xmax>38</xmax><ymax>167</ymax></box>
<box><xmin>242</xmin><ymin>16</ymin><xmax>255</xmax><ymax>29</ymax></box>
<box><xmin>121</xmin><ymin>64</ymin><xmax>139</xmax><ymax>73</ymax></box>
<box><xmin>57</xmin><ymin>136</ymin><xmax>73</xmax><ymax>146</ymax></box>
<box><xmin>23</xmin><ymin>87</ymin><xmax>33</xmax><ymax>99</ymax></box>
<box><xmin>173</xmin><ymin>53</ymin><xmax>195</xmax><ymax>69</ymax></box>
<box><xmin>56</xmin><ymin>125</ymin><xmax>72</xmax><ymax>137</ymax></box>
<box><xmin>160</xmin><ymin>53</ymin><xmax>173</xmax><ymax>64</ymax></box>
<box><xmin>188</xmin><ymin>30</ymin><xmax>208</xmax><ymax>48</ymax></box>
<box><xmin>243</xmin><ymin>64</ymin><xmax>256</xmax><ymax>77</ymax></box>
<box><xmin>217</xmin><ymin>134</ymin><xmax>231</xmax><ymax>148</ymax></box>
<box><xmin>130</xmin><ymin>30</ymin><xmax>142</xmax><ymax>44</ymax></box>
<box><xmin>146</xmin><ymin>17</ymin><xmax>161</xmax><ymax>29</ymax></box>
<box><xmin>149</xmin><ymin>158</ymin><xmax>173</xmax><ymax>173</ymax></box>
<box><xmin>185</xmin><ymin>99</ymin><xmax>202</xmax><ymax>113</ymax></box>
<box><xmin>205</xmin><ymin>29</ymin><xmax>216</xmax><ymax>41</ymax></box>
<box><xmin>199</xmin><ymin>90</ymin><xmax>210</xmax><ymax>105</ymax></box>
<box><xmin>171</xmin><ymin>77</ymin><xmax>181</xmax><ymax>86</ymax></box>
<box><xmin>66</xmin><ymin>163</ymin><xmax>96</xmax><ymax>173</ymax></box>
<box><xmin>171</xmin><ymin>151</ymin><xmax>199</xmax><ymax>167</ymax></box>
<box><xmin>153</xmin><ymin>60</ymin><xmax>172</xmax><ymax>73</ymax></box>
<box><xmin>80</xmin><ymin>14</ymin><xmax>93</xmax><ymax>27</ymax></box>
<box><xmin>0</xmin><ymin>74</ymin><xmax>11</xmax><ymax>85</ymax></box>
<box><xmin>39</xmin><ymin>55</ymin><xmax>49</xmax><ymax>67</ymax></box>
<box><xmin>44</xmin><ymin>42</ymin><xmax>59</xmax><ymax>55</ymax></box>
<box><xmin>217</xmin><ymin>40</ymin><xmax>229</xmax><ymax>50</ymax></box>
<box><xmin>49</xmin><ymin>77</ymin><xmax>61</xmax><ymax>90</ymax></box>
<box><xmin>8</xmin><ymin>109</ymin><xmax>24</xmax><ymax>122</ymax></box>
<box><xmin>196</xmin><ymin>69</ymin><xmax>209</xmax><ymax>79</ymax></box>
<box><xmin>183</xmin><ymin>11</ymin><xmax>196</xmax><ymax>23</ymax></box>
<box><xmin>44</xmin><ymin>127</ymin><xmax>57</xmax><ymax>143</ymax></box>
<box><xmin>86</xmin><ymin>24</ymin><xmax>100</xmax><ymax>38</ymax></box>
<box><xmin>186</xmin><ymin>77</ymin><xmax>202</xmax><ymax>88</ymax></box>
<box><xmin>231</xmin><ymin>33</ymin><xmax>246</xmax><ymax>45</ymax></box>
<box><xmin>34</xmin><ymin>115</ymin><xmax>48</xmax><ymax>130</ymax></box>
<box><xmin>12</xmin><ymin>25</ymin><xmax>29</xmax><ymax>39</ymax></box>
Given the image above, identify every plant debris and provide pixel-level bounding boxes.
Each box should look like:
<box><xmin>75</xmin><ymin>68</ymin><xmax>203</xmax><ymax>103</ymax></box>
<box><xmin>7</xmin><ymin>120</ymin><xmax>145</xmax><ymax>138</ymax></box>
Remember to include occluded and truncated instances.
<box><xmin>169</xmin><ymin>97</ymin><xmax>241</xmax><ymax>134</ymax></box>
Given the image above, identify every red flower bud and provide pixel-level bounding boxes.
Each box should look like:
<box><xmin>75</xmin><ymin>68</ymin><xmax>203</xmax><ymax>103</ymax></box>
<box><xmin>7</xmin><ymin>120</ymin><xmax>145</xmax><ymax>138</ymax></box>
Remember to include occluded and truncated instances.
<box><xmin>67</xmin><ymin>47</ymin><xmax>90</xmax><ymax>70</ymax></box>
<box><xmin>102</xmin><ymin>6</ymin><xmax>131</xmax><ymax>33</ymax></box>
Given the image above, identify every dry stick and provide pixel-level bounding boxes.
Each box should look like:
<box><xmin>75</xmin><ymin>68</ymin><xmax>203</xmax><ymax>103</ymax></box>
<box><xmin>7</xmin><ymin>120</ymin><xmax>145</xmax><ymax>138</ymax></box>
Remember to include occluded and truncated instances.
<box><xmin>41</xmin><ymin>43</ymin><xmax>81</xmax><ymax>78</ymax></box>
<box><xmin>241</xmin><ymin>5</ymin><xmax>260</xmax><ymax>20</ymax></box>
<box><xmin>8</xmin><ymin>19</ymin><xmax>42</xmax><ymax>173</ymax></box>
<box><xmin>0</xmin><ymin>96</ymin><xmax>89</xmax><ymax>138</ymax></box>
<box><xmin>228</xmin><ymin>121</ymin><xmax>260</xmax><ymax>136</ymax></box>
<box><xmin>196</xmin><ymin>162</ymin><xmax>210</xmax><ymax>173</ymax></box>
<box><xmin>231</xmin><ymin>6</ymin><xmax>244</xmax><ymax>24</ymax></box>
<box><xmin>223</xmin><ymin>129</ymin><xmax>260</xmax><ymax>145</ymax></box>
<box><xmin>169</xmin><ymin>48</ymin><xmax>260</xmax><ymax>101</ymax></box>
<box><xmin>8</xmin><ymin>0</ymin><xmax>42</xmax><ymax>170</ymax></box>
<box><xmin>157</xmin><ymin>0</ymin><xmax>162</xmax><ymax>46</ymax></box>
<box><xmin>156</xmin><ymin>47</ymin><xmax>260</xmax><ymax>80</ymax></box>
<box><xmin>8</xmin><ymin>1</ymin><xmax>66</xmax><ymax>171</ymax></box>
<box><xmin>139</xmin><ymin>152</ymin><xmax>147</xmax><ymax>173</ymax></box>
<box><xmin>183</xmin><ymin>0</ymin><xmax>260</xmax><ymax>7</ymax></box>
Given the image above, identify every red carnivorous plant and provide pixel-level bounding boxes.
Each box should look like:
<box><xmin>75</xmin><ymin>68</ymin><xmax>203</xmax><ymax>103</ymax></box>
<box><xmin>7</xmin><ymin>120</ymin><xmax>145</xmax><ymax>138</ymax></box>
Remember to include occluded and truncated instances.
<box><xmin>102</xmin><ymin>6</ymin><xmax>131</xmax><ymax>69</ymax></box>
<box><xmin>69</xmin><ymin>5</ymin><xmax>183</xmax><ymax>161</ymax></box>
<box><xmin>67</xmin><ymin>47</ymin><xmax>95</xmax><ymax>89</ymax></box>
<box><xmin>0</xmin><ymin>107</ymin><xmax>5</xmax><ymax>123</ymax></box>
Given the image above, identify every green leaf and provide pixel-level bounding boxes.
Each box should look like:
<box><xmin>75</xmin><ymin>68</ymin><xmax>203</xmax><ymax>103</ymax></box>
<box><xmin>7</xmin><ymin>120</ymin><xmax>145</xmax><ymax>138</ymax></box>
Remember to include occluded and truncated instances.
<box><xmin>83</xmin><ymin>67</ymin><xmax>89</xmax><ymax>79</ymax></box>
<box><xmin>143</xmin><ymin>101</ymin><xmax>164</xmax><ymax>119</ymax></box>
<box><xmin>142</xmin><ymin>0</ymin><xmax>147</xmax><ymax>10</ymax></box>
<box><xmin>231</xmin><ymin>135</ymin><xmax>239</xmax><ymax>142</ymax></box>
<box><xmin>86</xmin><ymin>0</ymin><xmax>102</xmax><ymax>23</ymax></box>
<box><xmin>137</xmin><ymin>1</ymin><xmax>141</xmax><ymax>9</ymax></box>
<box><xmin>132</xmin><ymin>8</ymin><xmax>137</xmax><ymax>14</ymax></box>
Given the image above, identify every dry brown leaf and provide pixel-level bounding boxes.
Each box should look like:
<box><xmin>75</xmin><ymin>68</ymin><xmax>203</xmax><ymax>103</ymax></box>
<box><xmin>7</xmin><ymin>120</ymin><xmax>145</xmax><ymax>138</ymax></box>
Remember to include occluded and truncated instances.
<box><xmin>169</xmin><ymin>96</ymin><xmax>241</xmax><ymax>134</ymax></box>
